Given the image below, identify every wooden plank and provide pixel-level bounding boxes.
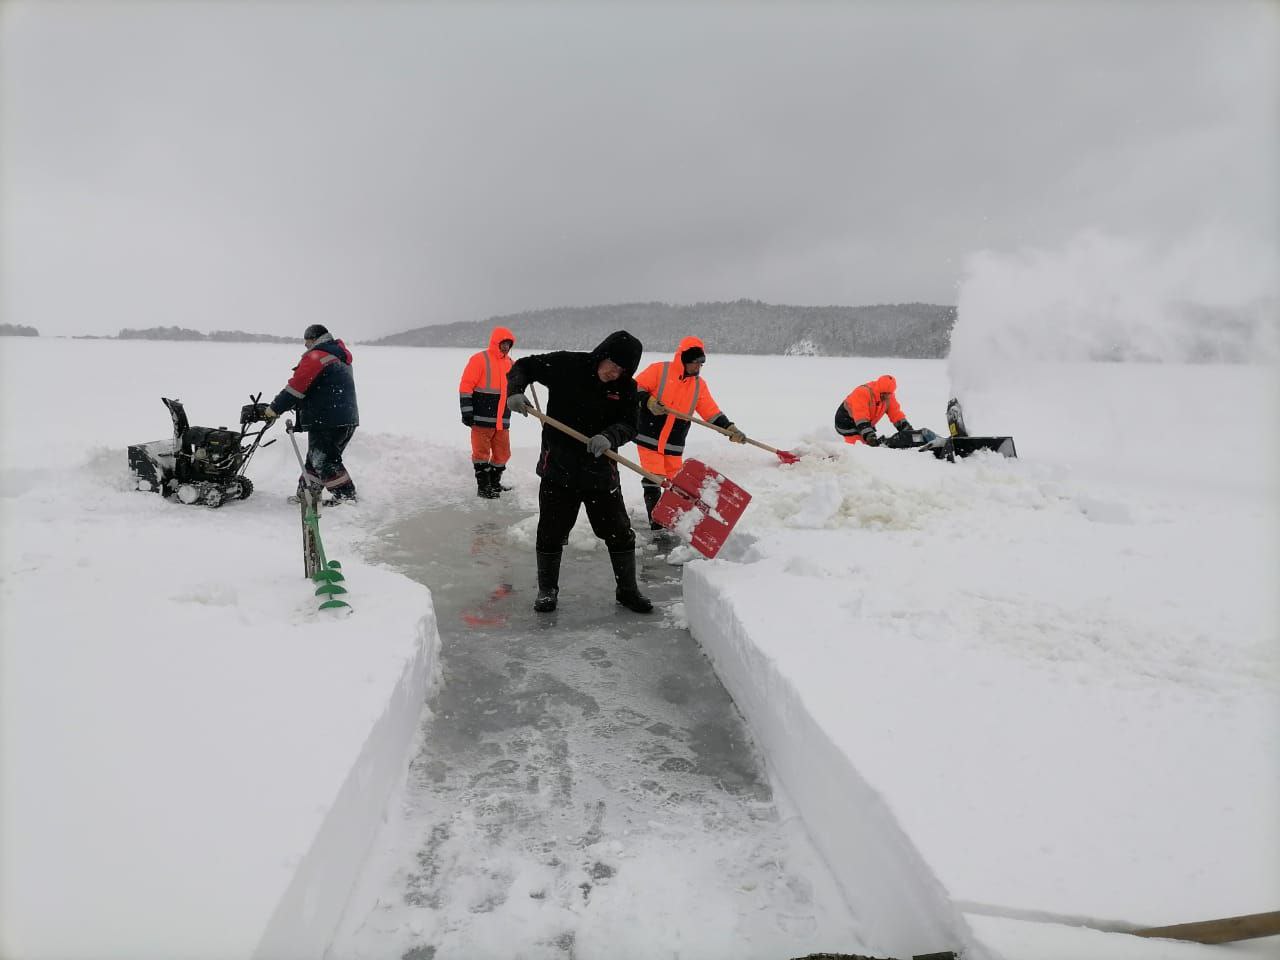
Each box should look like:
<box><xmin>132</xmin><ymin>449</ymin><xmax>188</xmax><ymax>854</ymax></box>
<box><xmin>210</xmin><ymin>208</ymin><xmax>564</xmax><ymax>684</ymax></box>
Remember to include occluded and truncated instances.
<box><xmin>1133</xmin><ymin>910</ymin><xmax>1280</xmax><ymax>944</ymax></box>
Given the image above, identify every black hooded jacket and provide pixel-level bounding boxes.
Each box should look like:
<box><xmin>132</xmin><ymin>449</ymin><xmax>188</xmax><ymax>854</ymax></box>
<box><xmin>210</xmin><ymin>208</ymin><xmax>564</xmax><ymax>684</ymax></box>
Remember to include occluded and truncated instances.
<box><xmin>270</xmin><ymin>334</ymin><xmax>359</xmax><ymax>431</ymax></box>
<box><xmin>507</xmin><ymin>331</ymin><xmax>644</xmax><ymax>491</ymax></box>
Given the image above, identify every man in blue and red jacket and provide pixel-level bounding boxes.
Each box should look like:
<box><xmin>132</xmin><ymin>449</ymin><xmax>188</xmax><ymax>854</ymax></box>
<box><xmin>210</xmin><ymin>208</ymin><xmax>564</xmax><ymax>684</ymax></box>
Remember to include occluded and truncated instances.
<box><xmin>264</xmin><ymin>324</ymin><xmax>360</xmax><ymax>502</ymax></box>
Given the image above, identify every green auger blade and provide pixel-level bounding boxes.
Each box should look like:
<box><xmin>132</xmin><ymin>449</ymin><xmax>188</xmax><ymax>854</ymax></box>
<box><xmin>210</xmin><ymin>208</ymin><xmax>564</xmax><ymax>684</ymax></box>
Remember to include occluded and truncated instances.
<box><xmin>314</xmin><ymin>582</ymin><xmax>349</xmax><ymax>597</ymax></box>
<box><xmin>313</xmin><ymin>567</ymin><xmax>346</xmax><ymax>583</ymax></box>
<box><xmin>318</xmin><ymin>598</ymin><xmax>352</xmax><ymax>611</ymax></box>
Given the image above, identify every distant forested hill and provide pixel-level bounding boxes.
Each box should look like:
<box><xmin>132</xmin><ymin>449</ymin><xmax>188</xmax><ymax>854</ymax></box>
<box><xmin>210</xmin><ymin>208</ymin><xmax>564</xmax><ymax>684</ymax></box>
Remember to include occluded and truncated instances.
<box><xmin>116</xmin><ymin>326</ymin><xmax>293</xmax><ymax>343</ymax></box>
<box><xmin>370</xmin><ymin>300</ymin><xmax>955</xmax><ymax>357</ymax></box>
<box><xmin>0</xmin><ymin>323</ymin><xmax>39</xmax><ymax>336</ymax></box>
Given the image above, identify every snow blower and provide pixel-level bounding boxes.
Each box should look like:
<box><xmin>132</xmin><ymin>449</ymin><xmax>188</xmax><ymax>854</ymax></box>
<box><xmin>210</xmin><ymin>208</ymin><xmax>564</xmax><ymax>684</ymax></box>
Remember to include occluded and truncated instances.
<box><xmin>128</xmin><ymin>393</ymin><xmax>277</xmax><ymax>507</ymax></box>
<box><xmin>869</xmin><ymin>398</ymin><xmax>1017</xmax><ymax>460</ymax></box>
<box><xmin>931</xmin><ymin>397</ymin><xmax>1017</xmax><ymax>461</ymax></box>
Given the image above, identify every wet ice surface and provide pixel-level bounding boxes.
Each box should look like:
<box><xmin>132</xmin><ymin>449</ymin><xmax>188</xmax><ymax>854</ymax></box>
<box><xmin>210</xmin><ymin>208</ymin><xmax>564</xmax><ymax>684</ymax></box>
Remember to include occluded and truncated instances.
<box><xmin>329</xmin><ymin>501</ymin><xmax>865</xmax><ymax>960</ymax></box>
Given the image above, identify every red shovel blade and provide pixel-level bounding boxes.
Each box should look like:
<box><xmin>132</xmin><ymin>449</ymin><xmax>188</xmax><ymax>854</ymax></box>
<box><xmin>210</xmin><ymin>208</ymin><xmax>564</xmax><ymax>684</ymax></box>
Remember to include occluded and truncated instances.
<box><xmin>651</xmin><ymin>458</ymin><xmax>752</xmax><ymax>559</ymax></box>
<box><xmin>774</xmin><ymin>448</ymin><xmax>801</xmax><ymax>465</ymax></box>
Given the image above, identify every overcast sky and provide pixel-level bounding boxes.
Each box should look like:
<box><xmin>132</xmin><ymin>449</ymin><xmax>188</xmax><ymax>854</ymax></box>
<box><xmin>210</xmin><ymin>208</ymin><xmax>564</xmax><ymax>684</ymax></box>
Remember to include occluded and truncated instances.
<box><xmin>1</xmin><ymin>0</ymin><xmax>1276</xmax><ymax>340</ymax></box>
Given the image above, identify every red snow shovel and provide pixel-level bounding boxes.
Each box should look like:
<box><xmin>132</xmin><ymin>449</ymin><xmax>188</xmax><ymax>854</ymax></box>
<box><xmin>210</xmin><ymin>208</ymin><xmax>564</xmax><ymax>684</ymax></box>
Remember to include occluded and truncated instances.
<box><xmin>654</xmin><ymin>402</ymin><xmax>802</xmax><ymax>464</ymax></box>
<box><xmin>526</xmin><ymin>408</ymin><xmax>752</xmax><ymax>559</ymax></box>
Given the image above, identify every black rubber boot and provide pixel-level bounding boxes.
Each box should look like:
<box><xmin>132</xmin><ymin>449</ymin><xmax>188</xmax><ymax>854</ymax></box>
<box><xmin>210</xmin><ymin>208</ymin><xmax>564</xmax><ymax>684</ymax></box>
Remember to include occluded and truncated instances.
<box><xmin>642</xmin><ymin>482</ymin><xmax>663</xmax><ymax>531</ymax></box>
<box><xmin>492</xmin><ymin>464</ymin><xmax>511</xmax><ymax>494</ymax></box>
<box><xmin>609</xmin><ymin>549</ymin><xmax>653</xmax><ymax>613</ymax></box>
<box><xmin>482</xmin><ymin>464</ymin><xmax>502</xmax><ymax>498</ymax></box>
<box><xmin>475</xmin><ymin>463</ymin><xmax>498</xmax><ymax>498</ymax></box>
<box><xmin>534</xmin><ymin>550</ymin><xmax>561</xmax><ymax>612</ymax></box>
<box><xmin>327</xmin><ymin>477</ymin><xmax>358</xmax><ymax>503</ymax></box>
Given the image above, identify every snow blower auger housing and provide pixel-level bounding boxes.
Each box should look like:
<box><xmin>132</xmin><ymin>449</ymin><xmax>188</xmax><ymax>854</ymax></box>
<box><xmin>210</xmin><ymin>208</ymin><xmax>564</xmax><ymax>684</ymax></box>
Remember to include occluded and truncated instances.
<box><xmin>930</xmin><ymin>396</ymin><xmax>1018</xmax><ymax>461</ymax></box>
<box><xmin>871</xmin><ymin>397</ymin><xmax>1018</xmax><ymax>460</ymax></box>
<box><xmin>128</xmin><ymin>394</ymin><xmax>277</xmax><ymax>507</ymax></box>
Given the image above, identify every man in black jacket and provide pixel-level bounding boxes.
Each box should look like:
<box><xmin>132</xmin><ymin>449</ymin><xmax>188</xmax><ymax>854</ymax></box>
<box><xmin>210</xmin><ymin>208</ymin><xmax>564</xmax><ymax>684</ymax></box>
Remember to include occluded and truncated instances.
<box><xmin>506</xmin><ymin>331</ymin><xmax>652</xmax><ymax>614</ymax></box>
<box><xmin>264</xmin><ymin>324</ymin><xmax>360</xmax><ymax>502</ymax></box>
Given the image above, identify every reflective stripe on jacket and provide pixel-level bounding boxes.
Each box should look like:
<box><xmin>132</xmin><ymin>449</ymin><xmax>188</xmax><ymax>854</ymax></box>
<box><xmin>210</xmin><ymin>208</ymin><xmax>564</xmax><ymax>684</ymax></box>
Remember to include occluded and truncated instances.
<box><xmin>270</xmin><ymin>335</ymin><xmax>359</xmax><ymax>431</ymax></box>
<box><xmin>634</xmin><ymin>335</ymin><xmax>729</xmax><ymax>455</ymax></box>
<box><xmin>459</xmin><ymin>326</ymin><xmax>516</xmax><ymax>429</ymax></box>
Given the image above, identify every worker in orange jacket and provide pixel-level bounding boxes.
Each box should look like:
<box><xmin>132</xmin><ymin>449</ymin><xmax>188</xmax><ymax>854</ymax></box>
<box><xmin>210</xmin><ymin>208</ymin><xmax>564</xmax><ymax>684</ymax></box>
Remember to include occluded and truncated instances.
<box><xmin>834</xmin><ymin>374</ymin><xmax>913</xmax><ymax>446</ymax></box>
<box><xmin>634</xmin><ymin>336</ymin><xmax>746</xmax><ymax>528</ymax></box>
<box><xmin>459</xmin><ymin>326</ymin><xmax>516</xmax><ymax>497</ymax></box>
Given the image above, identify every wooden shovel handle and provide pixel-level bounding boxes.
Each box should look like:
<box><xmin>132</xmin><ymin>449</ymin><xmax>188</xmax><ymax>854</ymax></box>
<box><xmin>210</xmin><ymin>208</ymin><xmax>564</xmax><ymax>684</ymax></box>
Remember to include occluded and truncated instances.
<box><xmin>653</xmin><ymin>402</ymin><xmax>783</xmax><ymax>456</ymax></box>
<box><xmin>525</xmin><ymin>408</ymin><xmax>668</xmax><ymax>486</ymax></box>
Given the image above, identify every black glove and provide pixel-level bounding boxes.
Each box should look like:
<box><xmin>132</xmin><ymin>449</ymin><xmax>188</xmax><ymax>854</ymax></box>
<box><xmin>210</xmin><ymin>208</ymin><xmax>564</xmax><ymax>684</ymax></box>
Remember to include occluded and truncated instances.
<box><xmin>856</xmin><ymin>422</ymin><xmax>878</xmax><ymax>445</ymax></box>
<box><xmin>587</xmin><ymin>434</ymin><xmax>611</xmax><ymax>457</ymax></box>
<box><xmin>863</xmin><ymin>432</ymin><xmax>881</xmax><ymax>447</ymax></box>
<box><xmin>506</xmin><ymin>393</ymin><xmax>531</xmax><ymax>416</ymax></box>
<box><xmin>895</xmin><ymin>419</ymin><xmax>912</xmax><ymax>433</ymax></box>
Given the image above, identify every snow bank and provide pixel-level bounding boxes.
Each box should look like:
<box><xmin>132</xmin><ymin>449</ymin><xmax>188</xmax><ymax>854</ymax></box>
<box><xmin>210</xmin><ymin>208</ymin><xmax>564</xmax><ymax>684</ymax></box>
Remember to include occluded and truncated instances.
<box><xmin>677</xmin><ymin>356</ymin><xmax>1279</xmax><ymax>958</ymax></box>
<box><xmin>253</xmin><ymin>608</ymin><xmax>437</xmax><ymax>960</ymax></box>
<box><xmin>682</xmin><ymin>561</ymin><xmax>967</xmax><ymax>958</ymax></box>
<box><xmin>0</xmin><ymin>464</ymin><xmax>438</xmax><ymax>958</ymax></box>
<box><xmin>0</xmin><ymin>340</ymin><xmax>441</xmax><ymax>959</ymax></box>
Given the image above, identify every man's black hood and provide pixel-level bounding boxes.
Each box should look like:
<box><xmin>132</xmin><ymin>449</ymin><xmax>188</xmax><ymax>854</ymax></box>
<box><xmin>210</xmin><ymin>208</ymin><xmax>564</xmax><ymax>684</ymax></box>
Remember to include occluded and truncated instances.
<box><xmin>588</xmin><ymin>330</ymin><xmax>643</xmax><ymax>378</ymax></box>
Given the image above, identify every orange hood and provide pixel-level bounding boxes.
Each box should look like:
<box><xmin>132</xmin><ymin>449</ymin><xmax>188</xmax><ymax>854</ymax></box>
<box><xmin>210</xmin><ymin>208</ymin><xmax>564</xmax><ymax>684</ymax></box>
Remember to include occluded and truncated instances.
<box><xmin>672</xmin><ymin>335</ymin><xmax>706</xmax><ymax>378</ymax></box>
<box><xmin>488</xmin><ymin>326</ymin><xmax>516</xmax><ymax>358</ymax></box>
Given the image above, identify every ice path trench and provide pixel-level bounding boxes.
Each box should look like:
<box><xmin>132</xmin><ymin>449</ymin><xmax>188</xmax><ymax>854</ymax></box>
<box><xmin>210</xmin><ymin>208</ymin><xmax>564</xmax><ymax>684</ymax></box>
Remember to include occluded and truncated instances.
<box><xmin>328</xmin><ymin>500</ymin><xmax>866</xmax><ymax>960</ymax></box>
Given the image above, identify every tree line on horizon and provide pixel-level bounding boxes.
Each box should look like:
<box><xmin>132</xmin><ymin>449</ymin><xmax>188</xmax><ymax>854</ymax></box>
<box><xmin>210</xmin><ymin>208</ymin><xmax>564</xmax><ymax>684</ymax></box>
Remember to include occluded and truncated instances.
<box><xmin>8</xmin><ymin>301</ymin><xmax>956</xmax><ymax>357</ymax></box>
<box><xmin>116</xmin><ymin>326</ymin><xmax>295</xmax><ymax>343</ymax></box>
<box><xmin>371</xmin><ymin>300</ymin><xmax>957</xmax><ymax>358</ymax></box>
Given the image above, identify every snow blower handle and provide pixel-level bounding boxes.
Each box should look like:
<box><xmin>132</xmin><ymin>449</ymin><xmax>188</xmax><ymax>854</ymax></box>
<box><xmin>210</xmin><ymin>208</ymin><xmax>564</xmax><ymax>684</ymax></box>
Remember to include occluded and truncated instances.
<box><xmin>241</xmin><ymin>391</ymin><xmax>275</xmax><ymax>426</ymax></box>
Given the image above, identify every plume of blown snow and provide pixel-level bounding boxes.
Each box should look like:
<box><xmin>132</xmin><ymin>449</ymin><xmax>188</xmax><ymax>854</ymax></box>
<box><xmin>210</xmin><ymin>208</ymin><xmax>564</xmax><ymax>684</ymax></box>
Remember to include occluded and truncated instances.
<box><xmin>947</xmin><ymin>228</ymin><xmax>1279</xmax><ymax>402</ymax></box>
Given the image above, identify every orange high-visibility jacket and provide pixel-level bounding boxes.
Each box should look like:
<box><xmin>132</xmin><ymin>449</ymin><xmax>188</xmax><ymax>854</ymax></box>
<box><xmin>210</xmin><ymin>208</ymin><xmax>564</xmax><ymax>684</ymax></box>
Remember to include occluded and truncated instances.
<box><xmin>459</xmin><ymin>326</ymin><xmax>516</xmax><ymax>429</ymax></box>
<box><xmin>840</xmin><ymin>375</ymin><xmax>908</xmax><ymax>444</ymax></box>
<box><xmin>634</xmin><ymin>336</ymin><xmax>731</xmax><ymax>455</ymax></box>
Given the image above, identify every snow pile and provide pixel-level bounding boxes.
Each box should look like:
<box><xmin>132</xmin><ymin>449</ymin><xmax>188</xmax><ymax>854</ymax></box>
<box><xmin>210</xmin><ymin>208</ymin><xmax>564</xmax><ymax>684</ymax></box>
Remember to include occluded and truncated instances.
<box><xmin>0</xmin><ymin>340</ymin><xmax>440</xmax><ymax>960</ymax></box>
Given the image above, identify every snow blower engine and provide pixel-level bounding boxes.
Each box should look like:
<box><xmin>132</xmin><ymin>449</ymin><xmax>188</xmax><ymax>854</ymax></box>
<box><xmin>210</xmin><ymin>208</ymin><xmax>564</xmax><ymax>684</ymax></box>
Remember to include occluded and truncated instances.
<box><xmin>128</xmin><ymin>393</ymin><xmax>277</xmax><ymax>507</ymax></box>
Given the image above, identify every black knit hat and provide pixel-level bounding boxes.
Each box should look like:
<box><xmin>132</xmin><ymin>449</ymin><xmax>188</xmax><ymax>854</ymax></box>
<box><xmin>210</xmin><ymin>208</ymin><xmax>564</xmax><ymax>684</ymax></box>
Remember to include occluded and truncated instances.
<box><xmin>303</xmin><ymin>324</ymin><xmax>329</xmax><ymax>340</ymax></box>
<box><xmin>680</xmin><ymin>345</ymin><xmax>706</xmax><ymax>365</ymax></box>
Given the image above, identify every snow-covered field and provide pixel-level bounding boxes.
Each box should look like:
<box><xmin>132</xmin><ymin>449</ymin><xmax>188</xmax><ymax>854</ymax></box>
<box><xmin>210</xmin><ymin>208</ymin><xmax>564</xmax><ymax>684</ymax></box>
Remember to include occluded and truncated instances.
<box><xmin>1</xmin><ymin>334</ymin><xmax>1277</xmax><ymax>959</ymax></box>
